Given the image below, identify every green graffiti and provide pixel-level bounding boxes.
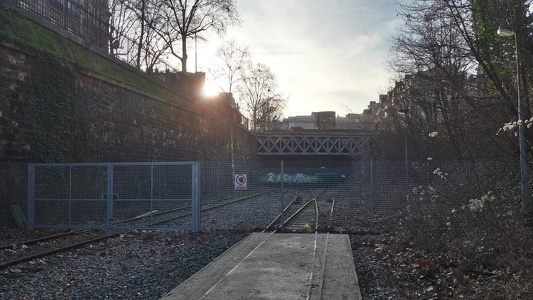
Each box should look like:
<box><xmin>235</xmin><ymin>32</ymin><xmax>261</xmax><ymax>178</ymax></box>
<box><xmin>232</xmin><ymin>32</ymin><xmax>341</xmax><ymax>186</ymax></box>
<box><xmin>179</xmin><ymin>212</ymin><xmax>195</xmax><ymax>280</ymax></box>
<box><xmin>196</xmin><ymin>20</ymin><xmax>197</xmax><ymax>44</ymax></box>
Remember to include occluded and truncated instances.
<box><xmin>259</xmin><ymin>172</ymin><xmax>319</xmax><ymax>184</ymax></box>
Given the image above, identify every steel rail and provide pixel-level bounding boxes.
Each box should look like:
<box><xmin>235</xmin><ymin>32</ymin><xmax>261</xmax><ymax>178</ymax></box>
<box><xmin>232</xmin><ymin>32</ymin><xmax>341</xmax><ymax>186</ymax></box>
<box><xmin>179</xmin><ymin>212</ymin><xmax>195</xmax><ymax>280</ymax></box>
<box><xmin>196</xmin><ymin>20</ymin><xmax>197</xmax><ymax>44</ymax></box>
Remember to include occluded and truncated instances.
<box><xmin>1</xmin><ymin>190</ymin><xmax>275</xmax><ymax>270</ymax></box>
<box><xmin>0</xmin><ymin>231</ymin><xmax>78</xmax><ymax>251</ymax></box>
<box><xmin>0</xmin><ymin>232</ymin><xmax>119</xmax><ymax>270</ymax></box>
<box><xmin>271</xmin><ymin>189</ymin><xmax>326</xmax><ymax>232</ymax></box>
<box><xmin>264</xmin><ymin>193</ymin><xmax>300</xmax><ymax>231</ymax></box>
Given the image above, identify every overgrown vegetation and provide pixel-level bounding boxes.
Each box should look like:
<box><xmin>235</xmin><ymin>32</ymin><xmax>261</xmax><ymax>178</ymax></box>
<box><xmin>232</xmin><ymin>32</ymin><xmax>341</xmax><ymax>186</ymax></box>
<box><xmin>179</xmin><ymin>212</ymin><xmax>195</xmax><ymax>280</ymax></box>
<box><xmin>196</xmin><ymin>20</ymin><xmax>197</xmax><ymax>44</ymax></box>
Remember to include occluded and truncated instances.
<box><xmin>0</xmin><ymin>3</ymin><xmax>205</xmax><ymax>162</ymax></box>
<box><xmin>0</xmin><ymin>5</ymin><xmax>184</xmax><ymax>105</ymax></box>
<box><xmin>373</xmin><ymin>1</ymin><xmax>533</xmax><ymax>298</ymax></box>
<box><xmin>28</xmin><ymin>52</ymin><xmax>88</xmax><ymax>162</ymax></box>
<box><xmin>379</xmin><ymin>166</ymin><xmax>533</xmax><ymax>299</ymax></box>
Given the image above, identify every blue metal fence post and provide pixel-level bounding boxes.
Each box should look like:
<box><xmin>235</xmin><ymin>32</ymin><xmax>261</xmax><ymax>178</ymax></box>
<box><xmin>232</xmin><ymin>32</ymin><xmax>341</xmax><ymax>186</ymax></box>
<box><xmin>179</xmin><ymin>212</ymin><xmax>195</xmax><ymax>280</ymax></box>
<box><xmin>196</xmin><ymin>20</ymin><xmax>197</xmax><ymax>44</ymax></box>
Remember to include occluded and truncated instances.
<box><xmin>280</xmin><ymin>160</ymin><xmax>284</xmax><ymax>233</ymax></box>
<box><xmin>107</xmin><ymin>164</ymin><xmax>114</xmax><ymax>230</ymax></box>
<box><xmin>192</xmin><ymin>162</ymin><xmax>201</xmax><ymax>232</ymax></box>
<box><xmin>27</xmin><ymin>164</ymin><xmax>35</xmax><ymax>230</ymax></box>
<box><xmin>370</xmin><ymin>160</ymin><xmax>375</xmax><ymax>231</ymax></box>
<box><xmin>68</xmin><ymin>166</ymin><xmax>72</xmax><ymax>226</ymax></box>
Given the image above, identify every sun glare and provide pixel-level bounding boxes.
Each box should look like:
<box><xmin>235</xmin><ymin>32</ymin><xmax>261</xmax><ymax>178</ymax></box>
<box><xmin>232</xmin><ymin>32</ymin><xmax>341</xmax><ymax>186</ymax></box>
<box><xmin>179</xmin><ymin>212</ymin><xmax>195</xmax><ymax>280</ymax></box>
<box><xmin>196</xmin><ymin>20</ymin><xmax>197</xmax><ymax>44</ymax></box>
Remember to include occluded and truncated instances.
<box><xmin>202</xmin><ymin>79</ymin><xmax>223</xmax><ymax>98</ymax></box>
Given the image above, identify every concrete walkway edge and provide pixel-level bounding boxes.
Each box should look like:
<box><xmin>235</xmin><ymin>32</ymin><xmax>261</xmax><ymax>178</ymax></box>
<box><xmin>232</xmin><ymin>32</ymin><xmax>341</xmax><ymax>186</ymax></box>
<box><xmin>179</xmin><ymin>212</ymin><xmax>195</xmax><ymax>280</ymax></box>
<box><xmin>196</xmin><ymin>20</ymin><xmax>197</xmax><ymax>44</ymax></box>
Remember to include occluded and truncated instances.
<box><xmin>160</xmin><ymin>232</ymin><xmax>361</xmax><ymax>300</ymax></box>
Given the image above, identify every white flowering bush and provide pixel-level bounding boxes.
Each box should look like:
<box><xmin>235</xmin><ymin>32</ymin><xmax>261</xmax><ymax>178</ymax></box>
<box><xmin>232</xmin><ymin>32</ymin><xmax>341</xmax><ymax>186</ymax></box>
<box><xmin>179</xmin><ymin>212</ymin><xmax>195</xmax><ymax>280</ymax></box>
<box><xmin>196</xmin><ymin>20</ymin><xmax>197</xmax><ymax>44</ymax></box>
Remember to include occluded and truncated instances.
<box><xmin>498</xmin><ymin>117</ymin><xmax>533</xmax><ymax>136</ymax></box>
<box><xmin>398</xmin><ymin>165</ymin><xmax>533</xmax><ymax>299</ymax></box>
<box><xmin>462</xmin><ymin>192</ymin><xmax>496</xmax><ymax>213</ymax></box>
<box><xmin>400</xmin><ymin>163</ymin><xmax>525</xmax><ymax>254</ymax></box>
<box><xmin>402</xmin><ymin>181</ymin><xmax>453</xmax><ymax>247</ymax></box>
<box><xmin>374</xmin><ymin>159</ymin><xmax>532</xmax><ymax>298</ymax></box>
<box><xmin>432</xmin><ymin>167</ymin><xmax>448</xmax><ymax>181</ymax></box>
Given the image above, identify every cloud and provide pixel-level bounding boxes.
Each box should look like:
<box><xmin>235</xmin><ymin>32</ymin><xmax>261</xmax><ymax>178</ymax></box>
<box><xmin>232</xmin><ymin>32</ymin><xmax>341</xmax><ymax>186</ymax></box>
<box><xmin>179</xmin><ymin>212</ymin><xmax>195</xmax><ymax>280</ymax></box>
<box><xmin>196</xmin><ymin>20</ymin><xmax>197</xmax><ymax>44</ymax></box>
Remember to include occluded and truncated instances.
<box><xmin>197</xmin><ymin>0</ymin><xmax>404</xmax><ymax>116</ymax></box>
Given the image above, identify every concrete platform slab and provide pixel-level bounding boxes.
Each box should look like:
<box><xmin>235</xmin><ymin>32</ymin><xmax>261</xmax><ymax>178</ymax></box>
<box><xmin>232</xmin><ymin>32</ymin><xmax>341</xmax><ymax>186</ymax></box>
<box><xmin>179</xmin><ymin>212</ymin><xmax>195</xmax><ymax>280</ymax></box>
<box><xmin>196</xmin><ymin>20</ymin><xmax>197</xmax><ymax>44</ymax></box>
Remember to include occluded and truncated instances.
<box><xmin>160</xmin><ymin>232</ymin><xmax>361</xmax><ymax>300</ymax></box>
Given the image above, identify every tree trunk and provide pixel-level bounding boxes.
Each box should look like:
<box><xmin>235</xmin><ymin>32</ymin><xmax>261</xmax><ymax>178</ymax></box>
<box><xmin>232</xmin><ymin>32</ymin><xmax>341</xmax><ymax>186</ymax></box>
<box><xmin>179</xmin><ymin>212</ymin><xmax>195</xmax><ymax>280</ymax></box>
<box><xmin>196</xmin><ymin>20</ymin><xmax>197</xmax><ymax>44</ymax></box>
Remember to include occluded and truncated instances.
<box><xmin>181</xmin><ymin>30</ymin><xmax>187</xmax><ymax>72</ymax></box>
<box><xmin>136</xmin><ymin>0</ymin><xmax>146</xmax><ymax>69</ymax></box>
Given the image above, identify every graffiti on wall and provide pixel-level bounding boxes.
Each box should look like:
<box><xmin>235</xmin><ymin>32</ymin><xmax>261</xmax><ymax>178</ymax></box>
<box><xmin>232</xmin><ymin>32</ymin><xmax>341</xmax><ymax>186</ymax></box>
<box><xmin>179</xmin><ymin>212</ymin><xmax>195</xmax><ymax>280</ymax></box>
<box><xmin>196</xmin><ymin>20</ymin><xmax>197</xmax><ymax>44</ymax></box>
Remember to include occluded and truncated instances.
<box><xmin>259</xmin><ymin>172</ymin><xmax>319</xmax><ymax>184</ymax></box>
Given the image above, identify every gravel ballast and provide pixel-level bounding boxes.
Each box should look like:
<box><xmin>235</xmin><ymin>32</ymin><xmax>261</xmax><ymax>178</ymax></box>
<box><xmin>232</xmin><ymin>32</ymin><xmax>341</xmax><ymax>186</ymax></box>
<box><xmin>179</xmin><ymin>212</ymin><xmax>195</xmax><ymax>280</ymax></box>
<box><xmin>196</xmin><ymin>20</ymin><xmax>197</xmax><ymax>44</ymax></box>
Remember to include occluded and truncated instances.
<box><xmin>1</xmin><ymin>230</ymin><xmax>248</xmax><ymax>299</ymax></box>
<box><xmin>1</xmin><ymin>229</ymin><xmax>395</xmax><ymax>299</ymax></box>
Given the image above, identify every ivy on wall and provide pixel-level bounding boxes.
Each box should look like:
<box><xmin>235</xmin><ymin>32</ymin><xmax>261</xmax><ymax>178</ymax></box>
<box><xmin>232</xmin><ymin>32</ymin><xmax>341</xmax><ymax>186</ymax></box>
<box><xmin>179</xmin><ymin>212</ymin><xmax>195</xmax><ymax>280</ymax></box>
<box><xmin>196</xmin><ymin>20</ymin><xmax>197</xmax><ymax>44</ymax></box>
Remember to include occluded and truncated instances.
<box><xmin>0</xmin><ymin>2</ymin><xmax>252</xmax><ymax>163</ymax></box>
<box><xmin>28</xmin><ymin>52</ymin><xmax>88</xmax><ymax>162</ymax></box>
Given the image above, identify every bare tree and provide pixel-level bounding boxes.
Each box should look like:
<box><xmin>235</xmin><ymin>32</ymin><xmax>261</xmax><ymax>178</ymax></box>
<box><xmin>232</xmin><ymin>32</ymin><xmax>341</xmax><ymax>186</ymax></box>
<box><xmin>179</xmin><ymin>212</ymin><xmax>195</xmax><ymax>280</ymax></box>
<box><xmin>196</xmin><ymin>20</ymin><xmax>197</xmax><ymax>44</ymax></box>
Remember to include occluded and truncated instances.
<box><xmin>109</xmin><ymin>0</ymin><xmax>136</xmax><ymax>56</ymax></box>
<box><xmin>110</xmin><ymin>0</ymin><xmax>172</xmax><ymax>72</ymax></box>
<box><xmin>442</xmin><ymin>0</ymin><xmax>533</xmax><ymax>117</ymax></box>
<box><xmin>385</xmin><ymin>0</ymin><xmax>519</xmax><ymax>161</ymax></box>
<box><xmin>156</xmin><ymin>0</ymin><xmax>240</xmax><ymax>72</ymax></box>
<box><xmin>237</xmin><ymin>63</ymin><xmax>287</xmax><ymax>132</ymax></box>
<box><xmin>208</xmin><ymin>39</ymin><xmax>251</xmax><ymax>93</ymax></box>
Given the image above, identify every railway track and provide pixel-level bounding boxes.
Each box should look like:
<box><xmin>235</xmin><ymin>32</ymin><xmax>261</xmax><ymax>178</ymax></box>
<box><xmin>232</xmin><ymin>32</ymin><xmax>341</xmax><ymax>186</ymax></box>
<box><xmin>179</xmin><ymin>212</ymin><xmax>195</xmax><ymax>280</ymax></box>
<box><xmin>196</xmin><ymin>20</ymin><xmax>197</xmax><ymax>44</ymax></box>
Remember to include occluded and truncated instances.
<box><xmin>138</xmin><ymin>190</ymin><xmax>276</xmax><ymax>228</ymax></box>
<box><xmin>1</xmin><ymin>188</ymin><xmax>343</xmax><ymax>270</ymax></box>
<box><xmin>0</xmin><ymin>230</ymin><xmax>115</xmax><ymax>270</ymax></box>
<box><xmin>266</xmin><ymin>189</ymin><xmax>335</xmax><ymax>233</ymax></box>
<box><xmin>0</xmin><ymin>190</ymin><xmax>275</xmax><ymax>270</ymax></box>
<box><xmin>282</xmin><ymin>190</ymin><xmax>320</xmax><ymax>231</ymax></box>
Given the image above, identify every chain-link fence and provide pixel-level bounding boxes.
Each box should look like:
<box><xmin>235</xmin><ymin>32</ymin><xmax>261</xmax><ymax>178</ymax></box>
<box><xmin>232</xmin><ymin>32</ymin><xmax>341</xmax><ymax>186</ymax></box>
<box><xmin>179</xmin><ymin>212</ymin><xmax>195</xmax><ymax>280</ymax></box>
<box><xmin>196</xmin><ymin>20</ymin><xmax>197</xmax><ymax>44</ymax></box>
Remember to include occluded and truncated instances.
<box><xmin>1</xmin><ymin>161</ymin><xmax>525</xmax><ymax>231</ymax></box>
<box><xmin>197</xmin><ymin>160</ymin><xmax>524</xmax><ymax>232</ymax></box>
<box><xmin>27</xmin><ymin>162</ymin><xmax>200</xmax><ymax>231</ymax></box>
<box><xmin>0</xmin><ymin>164</ymin><xmax>27</xmax><ymax>228</ymax></box>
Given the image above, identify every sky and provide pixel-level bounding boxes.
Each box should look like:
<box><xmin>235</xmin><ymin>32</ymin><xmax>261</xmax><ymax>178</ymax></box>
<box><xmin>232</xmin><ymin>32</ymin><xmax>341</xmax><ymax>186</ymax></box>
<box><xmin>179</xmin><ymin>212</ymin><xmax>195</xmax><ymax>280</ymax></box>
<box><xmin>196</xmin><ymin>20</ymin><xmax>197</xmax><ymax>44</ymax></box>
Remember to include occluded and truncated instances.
<box><xmin>193</xmin><ymin>0</ymin><xmax>406</xmax><ymax>117</ymax></box>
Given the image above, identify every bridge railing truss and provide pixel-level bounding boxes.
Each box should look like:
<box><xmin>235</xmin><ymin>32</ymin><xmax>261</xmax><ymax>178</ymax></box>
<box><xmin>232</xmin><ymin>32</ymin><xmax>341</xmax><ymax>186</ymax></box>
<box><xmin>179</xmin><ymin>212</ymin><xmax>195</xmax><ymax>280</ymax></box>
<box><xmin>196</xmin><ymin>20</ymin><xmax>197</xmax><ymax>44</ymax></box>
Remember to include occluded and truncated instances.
<box><xmin>257</xmin><ymin>135</ymin><xmax>370</xmax><ymax>156</ymax></box>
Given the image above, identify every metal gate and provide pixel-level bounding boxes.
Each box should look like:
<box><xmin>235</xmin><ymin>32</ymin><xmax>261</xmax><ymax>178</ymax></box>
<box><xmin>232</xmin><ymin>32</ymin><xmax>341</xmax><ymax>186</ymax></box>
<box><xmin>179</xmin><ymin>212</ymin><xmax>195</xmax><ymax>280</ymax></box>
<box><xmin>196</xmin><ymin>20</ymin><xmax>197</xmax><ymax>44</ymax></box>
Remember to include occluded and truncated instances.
<box><xmin>27</xmin><ymin>162</ymin><xmax>200</xmax><ymax>231</ymax></box>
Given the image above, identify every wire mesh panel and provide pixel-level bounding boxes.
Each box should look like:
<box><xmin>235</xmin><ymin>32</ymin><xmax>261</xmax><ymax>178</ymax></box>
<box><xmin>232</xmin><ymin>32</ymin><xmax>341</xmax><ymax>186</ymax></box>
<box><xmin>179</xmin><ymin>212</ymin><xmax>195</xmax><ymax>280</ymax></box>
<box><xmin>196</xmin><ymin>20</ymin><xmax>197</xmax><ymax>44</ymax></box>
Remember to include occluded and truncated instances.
<box><xmin>199</xmin><ymin>161</ymin><xmax>282</xmax><ymax>231</ymax></box>
<box><xmin>28</xmin><ymin>165</ymin><xmax>108</xmax><ymax>228</ymax></box>
<box><xmin>355</xmin><ymin>161</ymin><xmax>475</xmax><ymax>228</ymax></box>
<box><xmin>27</xmin><ymin>161</ymin><xmax>522</xmax><ymax>233</ymax></box>
<box><xmin>27</xmin><ymin>162</ymin><xmax>199</xmax><ymax>231</ymax></box>
<box><xmin>112</xmin><ymin>163</ymin><xmax>198</xmax><ymax>230</ymax></box>
<box><xmin>198</xmin><ymin>160</ymin><xmax>523</xmax><ymax>233</ymax></box>
<box><xmin>0</xmin><ymin>164</ymin><xmax>28</xmax><ymax>227</ymax></box>
<box><xmin>199</xmin><ymin>161</ymin><xmax>377</xmax><ymax>232</ymax></box>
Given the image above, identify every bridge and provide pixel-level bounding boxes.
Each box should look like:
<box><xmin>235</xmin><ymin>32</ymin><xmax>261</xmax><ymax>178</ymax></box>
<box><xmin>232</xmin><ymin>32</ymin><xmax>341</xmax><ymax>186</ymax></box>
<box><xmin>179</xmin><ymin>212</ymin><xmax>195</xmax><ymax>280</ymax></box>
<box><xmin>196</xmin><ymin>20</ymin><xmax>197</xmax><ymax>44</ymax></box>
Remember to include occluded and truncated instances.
<box><xmin>256</xmin><ymin>133</ymin><xmax>370</xmax><ymax>157</ymax></box>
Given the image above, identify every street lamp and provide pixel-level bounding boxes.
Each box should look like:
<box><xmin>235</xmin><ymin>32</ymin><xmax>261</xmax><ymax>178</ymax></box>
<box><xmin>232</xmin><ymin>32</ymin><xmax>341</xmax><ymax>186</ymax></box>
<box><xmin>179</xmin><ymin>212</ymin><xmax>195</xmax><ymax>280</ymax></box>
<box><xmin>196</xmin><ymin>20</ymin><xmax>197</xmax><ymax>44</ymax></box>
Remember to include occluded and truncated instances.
<box><xmin>497</xmin><ymin>25</ymin><xmax>515</xmax><ymax>37</ymax></box>
<box><xmin>497</xmin><ymin>25</ymin><xmax>531</xmax><ymax>212</ymax></box>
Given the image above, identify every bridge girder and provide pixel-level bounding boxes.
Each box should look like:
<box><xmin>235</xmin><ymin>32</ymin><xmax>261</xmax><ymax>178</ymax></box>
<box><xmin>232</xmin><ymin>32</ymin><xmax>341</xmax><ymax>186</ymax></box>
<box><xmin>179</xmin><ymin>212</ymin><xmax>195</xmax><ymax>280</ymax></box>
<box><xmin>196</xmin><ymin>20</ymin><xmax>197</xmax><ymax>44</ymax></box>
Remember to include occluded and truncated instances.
<box><xmin>257</xmin><ymin>135</ymin><xmax>370</xmax><ymax>156</ymax></box>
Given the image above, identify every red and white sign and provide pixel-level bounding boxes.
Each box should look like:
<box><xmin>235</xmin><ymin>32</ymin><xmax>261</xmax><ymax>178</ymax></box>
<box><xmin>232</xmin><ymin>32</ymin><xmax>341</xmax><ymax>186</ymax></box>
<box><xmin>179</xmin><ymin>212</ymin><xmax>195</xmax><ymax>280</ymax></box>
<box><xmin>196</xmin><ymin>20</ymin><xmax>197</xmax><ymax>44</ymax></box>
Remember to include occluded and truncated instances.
<box><xmin>234</xmin><ymin>174</ymin><xmax>247</xmax><ymax>190</ymax></box>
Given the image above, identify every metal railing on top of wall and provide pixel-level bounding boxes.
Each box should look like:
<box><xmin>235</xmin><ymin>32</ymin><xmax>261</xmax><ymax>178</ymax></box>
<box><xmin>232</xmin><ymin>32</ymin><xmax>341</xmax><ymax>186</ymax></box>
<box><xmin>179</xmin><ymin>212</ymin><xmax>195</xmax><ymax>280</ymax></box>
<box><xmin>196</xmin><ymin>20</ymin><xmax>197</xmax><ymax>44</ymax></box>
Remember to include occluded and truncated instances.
<box><xmin>10</xmin><ymin>0</ymin><xmax>176</xmax><ymax>72</ymax></box>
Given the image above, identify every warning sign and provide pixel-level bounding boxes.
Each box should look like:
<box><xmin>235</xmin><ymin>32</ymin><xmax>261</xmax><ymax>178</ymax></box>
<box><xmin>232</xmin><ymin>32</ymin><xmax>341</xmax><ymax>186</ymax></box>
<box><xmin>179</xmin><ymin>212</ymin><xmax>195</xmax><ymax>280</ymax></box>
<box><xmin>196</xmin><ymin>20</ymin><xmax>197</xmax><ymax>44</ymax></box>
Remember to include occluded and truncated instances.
<box><xmin>234</xmin><ymin>174</ymin><xmax>247</xmax><ymax>190</ymax></box>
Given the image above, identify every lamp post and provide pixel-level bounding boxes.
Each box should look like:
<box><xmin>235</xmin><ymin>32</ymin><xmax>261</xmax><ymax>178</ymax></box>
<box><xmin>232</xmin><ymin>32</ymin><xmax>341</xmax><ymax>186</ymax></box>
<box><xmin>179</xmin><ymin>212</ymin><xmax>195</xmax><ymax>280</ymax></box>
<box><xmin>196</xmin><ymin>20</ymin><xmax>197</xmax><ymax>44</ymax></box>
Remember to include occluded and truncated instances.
<box><xmin>399</xmin><ymin>108</ymin><xmax>409</xmax><ymax>185</ymax></box>
<box><xmin>498</xmin><ymin>25</ymin><xmax>531</xmax><ymax>212</ymax></box>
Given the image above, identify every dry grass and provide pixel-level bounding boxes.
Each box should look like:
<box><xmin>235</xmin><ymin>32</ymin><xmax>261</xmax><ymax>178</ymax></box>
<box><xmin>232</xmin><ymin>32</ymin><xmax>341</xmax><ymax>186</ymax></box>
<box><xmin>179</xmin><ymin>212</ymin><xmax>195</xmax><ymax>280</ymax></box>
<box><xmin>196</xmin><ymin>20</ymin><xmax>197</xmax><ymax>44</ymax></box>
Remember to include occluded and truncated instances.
<box><xmin>380</xmin><ymin>188</ymin><xmax>533</xmax><ymax>299</ymax></box>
